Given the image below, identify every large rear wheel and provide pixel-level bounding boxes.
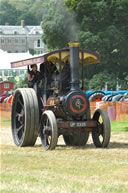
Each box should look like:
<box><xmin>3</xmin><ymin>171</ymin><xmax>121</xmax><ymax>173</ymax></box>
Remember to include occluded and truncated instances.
<box><xmin>92</xmin><ymin>109</ymin><xmax>111</xmax><ymax>148</ymax></box>
<box><xmin>11</xmin><ymin>88</ymin><xmax>39</xmax><ymax>146</ymax></box>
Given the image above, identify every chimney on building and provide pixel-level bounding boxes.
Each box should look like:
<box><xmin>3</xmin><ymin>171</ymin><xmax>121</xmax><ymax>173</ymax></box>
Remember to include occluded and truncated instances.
<box><xmin>21</xmin><ymin>20</ymin><xmax>25</xmax><ymax>27</ymax></box>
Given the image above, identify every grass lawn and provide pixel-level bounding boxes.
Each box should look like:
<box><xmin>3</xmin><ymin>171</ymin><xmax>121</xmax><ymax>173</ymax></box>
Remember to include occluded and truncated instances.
<box><xmin>111</xmin><ymin>121</ymin><xmax>128</xmax><ymax>132</ymax></box>
<box><xmin>0</xmin><ymin>118</ymin><xmax>128</xmax><ymax>193</ymax></box>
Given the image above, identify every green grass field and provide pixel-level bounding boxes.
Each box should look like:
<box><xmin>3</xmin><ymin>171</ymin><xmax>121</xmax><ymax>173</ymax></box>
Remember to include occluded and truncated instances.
<box><xmin>111</xmin><ymin>121</ymin><xmax>128</xmax><ymax>132</ymax></box>
<box><xmin>1</xmin><ymin>118</ymin><xmax>128</xmax><ymax>193</ymax></box>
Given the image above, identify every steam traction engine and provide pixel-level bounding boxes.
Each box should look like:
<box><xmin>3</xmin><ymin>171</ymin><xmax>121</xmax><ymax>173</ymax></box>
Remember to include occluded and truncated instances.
<box><xmin>11</xmin><ymin>42</ymin><xmax>111</xmax><ymax>150</ymax></box>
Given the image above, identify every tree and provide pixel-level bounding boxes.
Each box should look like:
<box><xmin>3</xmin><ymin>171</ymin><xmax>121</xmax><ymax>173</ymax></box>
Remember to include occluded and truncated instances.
<box><xmin>0</xmin><ymin>0</ymin><xmax>47</xmax><ymax>25</ymax></box>
<box><xmin>42</xmin><ymin>0</ymin><xmax>78</xmax><ymax>49</ymax></box>
<box><xmin>88</xmin><ymin>71</ymin><xmax>128</xmax><ymax>90</ymax></box>
<box><xmin>0</xmin><ymin>1</ymin><xmax>22</xmax><ymax>25</ymax></box>
<box><xmin>65</xmin><ymin>0</ymin><xmax>128</xmax><ymax>81</ymax></box>
<box><xmin>14</xmin><ymin>74</ymin><xmax>28</xmax><ymax>89</ymax></box>
<box><xmin>16</xmin><ymin>12</ymin><xmax>38</xmax><ymax>25</ymax></box>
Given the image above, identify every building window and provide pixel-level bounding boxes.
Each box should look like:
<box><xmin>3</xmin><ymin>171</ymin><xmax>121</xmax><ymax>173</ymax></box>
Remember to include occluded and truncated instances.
<box><xmin>15</xmin><ymin>39</ymin><xmax>18</xmax><ymax>44</ymax></box>
<box><xmin>4</xmin><ymin>83</ymin><xmax>9</xmax><ymax>88</ymax></box>
<box><xmin>41</xmin><ymin>50</ymin><xmax>44</xmax><ymax>54</ymax></box>
<box><xmin>0</xmin><ymin>71</ymin><xmax>2</xmax><ymax>76</ymax></box>
<box><xmin>9</xmin><ymin>70</ymin><xmax>13</xmax><ymax>76</ymax></box>
<box><xmin>37</xmin><ymin>39</ymin><xmax>40</xmax><ymax>47</ymax></box>
<box><xmin>35</xmin><ymin>50</ymin><xmax>40</xmax><ymax>55</ymax></box>
<box><xmin>8</xmin><ymin>39</ymin><xmax>11</xmax><ymax>44</ymax></box>
<box><xmin>16</xmin><ymin>71</ymin><xmax>19</xmax><ymax>76</ymax></box>
<box><xmin>20</xmin><ymin>70</ymin><xmax>25</xmax><ymax>74</ymax></box>
<box><xmin>22</xmin><ymin>39</ymin><xmax>25</xmax><ymax>44</ymax></box>
<box><xmin>4</xmin><ymin>71</ymin><xmax>8</xmax><ymax>76</ymax></box>
<box><xmin>14</xmin><ymin>31</ymin><xmax>18</xmax><ymax>35</ymax></box>
<box><xmin>1</xmin><ymin>39</ymin><xmax>5</xmax><ymax>44</ymax></box>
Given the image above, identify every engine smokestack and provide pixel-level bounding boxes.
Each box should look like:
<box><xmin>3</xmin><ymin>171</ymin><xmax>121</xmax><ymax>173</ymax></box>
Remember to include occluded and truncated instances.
<box><xmin>68</xmin><ymin>41</ymin><xmax>80</xmax><ymax>90</ymax></box>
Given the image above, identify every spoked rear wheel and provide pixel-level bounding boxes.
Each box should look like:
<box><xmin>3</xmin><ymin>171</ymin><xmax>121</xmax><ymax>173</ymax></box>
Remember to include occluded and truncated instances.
<box><xmin>92</xmin><ymin>109</ymin><xmax>111</xmax><ymax>148</ymax></box>
<box><xmin>11</xmin><ymin>88</ymin><xmax>39</xmax><ymax>147</ymax></box>
<box><xmin>40</xmin><ymin>110</ymin><xmax>58</xmax><ymax>150</ymax></box>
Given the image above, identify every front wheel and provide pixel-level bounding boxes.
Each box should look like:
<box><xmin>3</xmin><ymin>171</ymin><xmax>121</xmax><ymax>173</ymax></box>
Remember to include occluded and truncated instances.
<box><xmin>40</xmin><ymin>110</ymin><xmax>58</xmax><ymax>150</ymax></box>
<box><xmin>92</xmin><ymin>109</ymin><xmax>111</xmax><ymax>148</ymax></box>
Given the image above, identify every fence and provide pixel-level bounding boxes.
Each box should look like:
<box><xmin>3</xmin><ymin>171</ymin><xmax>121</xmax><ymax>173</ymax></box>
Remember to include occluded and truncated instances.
<box><xmin>0</xmin><ymin>102</ymin><xmax>128</xmax><ymax>121</ymax></box>
<box><xmin>90</xmin><ymin>101</ymin><xmax>128</xmax><ymax>121</ymax></box>
<box><xmin>0</xmin><ymin>103</ymin><xmax>11</xmax><ymax>119</ymax></box>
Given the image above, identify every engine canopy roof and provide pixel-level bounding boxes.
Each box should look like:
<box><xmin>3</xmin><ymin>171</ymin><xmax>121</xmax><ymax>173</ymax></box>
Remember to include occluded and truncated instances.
<box><xmin>11</xmin><ymin>48</ymin><xmax>100</xmax><ymax>68</ymax></box>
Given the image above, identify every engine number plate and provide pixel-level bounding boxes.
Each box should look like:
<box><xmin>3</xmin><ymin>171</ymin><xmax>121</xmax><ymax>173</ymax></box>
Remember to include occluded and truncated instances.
<box><xmin>70</xmin><ymin>122</ymin><xmax>86</xmax><ymax>127</ymax></box>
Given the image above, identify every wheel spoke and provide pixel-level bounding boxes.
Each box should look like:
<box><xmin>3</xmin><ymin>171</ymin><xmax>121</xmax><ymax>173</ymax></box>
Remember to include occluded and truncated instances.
<box><xmin>16</xmin><ymin>110</ymin><xmax>24</xmax><ymax>124</ymax></box>
<box><xmin>46</xmin><ymin>118</ymin><xmax>49</xmax><ymax>127</ymax></box>
<box><xmin>48</xmin><ymin>136</ymin><xmax>51</xmax><ymax>143</ymax></box>
<box><xmin>18</xmin><ymin>99</ymin><xmax>24</xmax><ymax>109</ymax></box>
<box><xmin>16</xmin><ymin>112</ymin><xmax>21</xmax><ymax>117</ymax></box>
<box><xmin>16</xmin><ymin>125</ymin><xmax>24</xmax><ymax>135</ymax></box>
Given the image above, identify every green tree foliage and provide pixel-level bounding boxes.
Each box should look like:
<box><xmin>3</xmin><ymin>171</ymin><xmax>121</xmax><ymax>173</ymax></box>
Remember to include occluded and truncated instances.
<box><xmin>28</xmin><ymin>0</ymin><xmax>48</xmax><ymax>24</ymax></box>
<box><xmin>16</xmin><ymin>12</ymin><xmax>38</xmax><ymax>25</ymax></box>
<box><xmin>0</xmin><ymin>0</ymin><xmax>46</xmax><ymax>25</ymax></box>
<box><xmin>88</xmin><ymin>71</ymin><xmax>128</xmax><ymax>90</ymax></box>
<box><xmin>29</xmin><ymin>48</ymin><xmax>35</xmax><ymax>55</ymax></box>
<box><xmin>88</xmin><ymin>71</ymin><xmax>116</xmax><ymax>90</ymax></box>
<box><xmin>64</xmin><ymin>0</ymin><xmax>128</xmax><ymax>89</ymax></box>
<box><xmin>0</xmin><ymin>1</ymin><xmax>22</xmax><ymax>25</ymax></box>
<box><xmin>42</xmin><ymin>0</ymin><xmax>78</xmax><ymax>50</ymax></box>
<box><xmin>14</xmin><ymin>74</ymin><xmax>28</xmax><ymax>89</ymax></box>
<box><xmin>88</xmin><ymin>72</ymin><xmax>127</xmax><ymax>90</ymax></box>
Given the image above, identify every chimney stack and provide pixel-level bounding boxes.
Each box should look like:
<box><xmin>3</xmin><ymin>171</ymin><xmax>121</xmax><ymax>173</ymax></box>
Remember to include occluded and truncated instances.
<box><xmin>21</xmin><ymin>20</ymin><xmax>25</xmax><ymax>27</ymax></box>
<box><xmin>68</xmin><ymin>41</ymin><xmax>80</xmax><ymax>90</ymax></box>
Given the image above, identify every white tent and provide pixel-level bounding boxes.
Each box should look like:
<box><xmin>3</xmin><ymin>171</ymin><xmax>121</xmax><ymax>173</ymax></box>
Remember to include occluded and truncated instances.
<box><xmin>0</xmin><ymin>49</ymin><xmax>32</xmax><ymax>70</ymax></box>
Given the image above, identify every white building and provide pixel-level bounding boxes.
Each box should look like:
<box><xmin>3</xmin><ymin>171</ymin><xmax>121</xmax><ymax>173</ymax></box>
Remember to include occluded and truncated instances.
<box><xmin>0</xmin><ymin>20</ymin><xmax>45</xmax><ymax>55</ymax></box>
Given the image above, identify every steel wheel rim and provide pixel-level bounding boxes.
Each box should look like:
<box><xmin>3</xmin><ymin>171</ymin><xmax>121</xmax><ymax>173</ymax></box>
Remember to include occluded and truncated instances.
<box><xmin>13</xmin><ymin>94</ymin><xmax>25</xmax><ymax>144</ymax></box>
<box><xmin>92</xmin><ymin>109</ymin><xmax>111</xmax><ymax>148</ymax></box>
<box><xmin>41</xmin><ymin>114</ymin><xmax>52</xmax><ymax>149</ymax></box>
<box><xmin>94</xmin><ymin>112</ymin><xmax>104</xmax><ymax>144</ymax></box>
